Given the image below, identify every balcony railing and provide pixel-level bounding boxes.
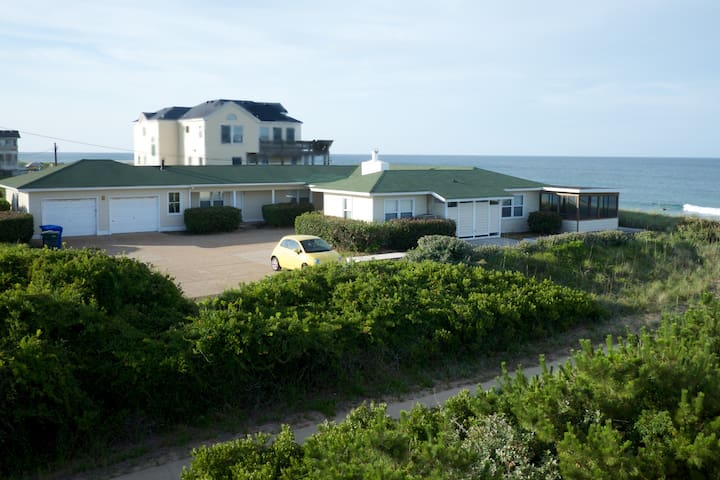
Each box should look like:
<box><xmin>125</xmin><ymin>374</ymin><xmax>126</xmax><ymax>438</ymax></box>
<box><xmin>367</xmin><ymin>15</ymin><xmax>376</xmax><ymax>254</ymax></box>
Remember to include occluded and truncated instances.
<box><xmin>258</xmin><ymin>139</ymin><xmax>333</xmax><ymax>157</ymax></box>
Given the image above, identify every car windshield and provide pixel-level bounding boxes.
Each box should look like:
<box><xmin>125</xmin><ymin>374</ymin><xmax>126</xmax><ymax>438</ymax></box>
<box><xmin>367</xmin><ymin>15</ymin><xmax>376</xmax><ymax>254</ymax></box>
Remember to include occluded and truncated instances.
<box><xmin>300</xmin><ymin>238</ymin><xmax>332</xmax><ymax>253</ymax></box>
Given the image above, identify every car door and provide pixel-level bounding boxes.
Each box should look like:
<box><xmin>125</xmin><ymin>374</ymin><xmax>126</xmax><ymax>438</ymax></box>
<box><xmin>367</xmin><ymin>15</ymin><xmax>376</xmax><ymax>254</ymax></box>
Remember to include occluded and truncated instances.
<box><xmin>280</xmin><ymin>238</ymin><xmax>303</xmax><ymax>269</ymax></box>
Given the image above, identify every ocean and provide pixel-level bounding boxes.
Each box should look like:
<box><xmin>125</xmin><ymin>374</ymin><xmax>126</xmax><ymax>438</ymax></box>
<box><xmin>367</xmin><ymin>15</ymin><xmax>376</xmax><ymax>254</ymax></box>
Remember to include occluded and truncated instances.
<box><xmin>18</xmin><ymin>152</ymin><xmax>720</xmax><ymax>218</ymax></box>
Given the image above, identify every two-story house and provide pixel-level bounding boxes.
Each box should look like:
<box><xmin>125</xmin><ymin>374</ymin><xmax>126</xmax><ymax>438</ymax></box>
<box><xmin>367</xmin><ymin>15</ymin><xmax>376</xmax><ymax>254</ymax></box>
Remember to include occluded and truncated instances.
<box><xmin>0</xmin><ymin>130</ymin><xmax>20</xmax><ymax>175</ymax></box>
<box><xmin>133</xmin><ymin>99</ymin><xmax>332</xmax><ymax>167</ymax></box>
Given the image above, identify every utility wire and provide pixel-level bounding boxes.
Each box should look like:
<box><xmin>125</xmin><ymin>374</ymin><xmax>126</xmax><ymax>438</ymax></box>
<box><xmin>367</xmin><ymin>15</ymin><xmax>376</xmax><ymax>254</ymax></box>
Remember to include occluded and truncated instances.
<box><xmin>0</xmin><ymin>126</ymin><xmax>134</xmax><ymax>153</ymax></box>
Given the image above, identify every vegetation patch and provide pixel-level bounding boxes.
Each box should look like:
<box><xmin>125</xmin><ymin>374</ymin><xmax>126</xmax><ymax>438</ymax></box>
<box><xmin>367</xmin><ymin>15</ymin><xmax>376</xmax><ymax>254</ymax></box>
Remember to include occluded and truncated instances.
<box><xmin>295</xmin><ymin>211</ymin><xmax>456</xmax><ymax>252</ymax></box>
<box><xmin>184</xmin><ymin>206</ymin><xmax>242</xmax><ymax>233</ymax></box>
<box><xmin>183</xmin><ymin>297</ymin><xmax>720</xmax><ymax>479</ymax></box>
<box><xmin>0</xmin><ymin>212</ymin><xmax>33</xmax><ymax>243</ymax></box>
<box><xmin>262</xmin><ymin>202</ymin><xmax>314</xmax><ymax>227</ymax></box>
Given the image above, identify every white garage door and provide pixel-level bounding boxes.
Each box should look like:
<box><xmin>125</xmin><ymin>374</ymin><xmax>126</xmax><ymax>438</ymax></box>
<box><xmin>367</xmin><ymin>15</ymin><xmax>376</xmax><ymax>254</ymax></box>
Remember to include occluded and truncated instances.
<box><xmin>42</xmin><ymin>199</ymin><xmax>97</xmax><ymax>237</ymax></box>
<box><xmin>110</xmin><ymin>197</ymin><xmax>159</xmax><ymax>234</ymax></box>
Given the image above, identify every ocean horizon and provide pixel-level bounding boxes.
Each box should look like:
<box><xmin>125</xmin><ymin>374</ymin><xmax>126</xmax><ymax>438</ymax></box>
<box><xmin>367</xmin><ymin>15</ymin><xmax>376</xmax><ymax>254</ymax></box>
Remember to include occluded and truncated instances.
<box><xmin>17</xmin><ymin>151</ymin><xmax>720</xmax><ymax>219</ymax></box>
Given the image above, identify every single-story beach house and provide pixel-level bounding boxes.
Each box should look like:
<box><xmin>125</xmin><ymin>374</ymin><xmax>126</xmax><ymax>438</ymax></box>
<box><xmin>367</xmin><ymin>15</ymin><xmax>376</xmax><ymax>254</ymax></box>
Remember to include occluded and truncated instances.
<box><xmin>0</xmin><ymin>151</ymin><xmax>619</xmax><ymax>239</ymax></box>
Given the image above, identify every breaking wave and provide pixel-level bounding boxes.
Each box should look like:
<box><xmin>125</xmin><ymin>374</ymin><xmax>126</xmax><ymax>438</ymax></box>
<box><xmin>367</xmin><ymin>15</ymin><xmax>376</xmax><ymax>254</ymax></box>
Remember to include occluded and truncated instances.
<box><xmin>683</xmin><ymin>204</ymin><xmax>720</xmax><ymax>218</ymax></box>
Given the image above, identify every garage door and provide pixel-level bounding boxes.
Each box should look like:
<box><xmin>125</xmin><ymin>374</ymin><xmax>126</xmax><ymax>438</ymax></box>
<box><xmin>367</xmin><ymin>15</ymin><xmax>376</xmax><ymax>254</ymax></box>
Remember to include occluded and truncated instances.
<box><xmin>42</xmin><ymin>199</ymin><xmax>97</xmax><ymax>237</ymax></box>
<box><xmin>110</xmin><ymin>197</ymin><xmax>159</xmax><ymax>234</ymax></box>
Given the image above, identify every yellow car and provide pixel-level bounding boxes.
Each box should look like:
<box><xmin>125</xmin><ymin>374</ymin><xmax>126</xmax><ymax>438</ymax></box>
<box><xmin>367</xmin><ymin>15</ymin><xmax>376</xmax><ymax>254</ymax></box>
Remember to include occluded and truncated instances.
<box><xmin>270</xmin><ymin>235</ymin><xmax>342</xmax><ymax>271</ymax></box>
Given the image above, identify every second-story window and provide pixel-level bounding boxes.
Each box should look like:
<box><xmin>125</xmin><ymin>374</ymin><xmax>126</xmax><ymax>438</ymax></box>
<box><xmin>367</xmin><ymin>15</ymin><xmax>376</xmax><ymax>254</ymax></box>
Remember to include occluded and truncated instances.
<box><xmin>259</xmin><ymin>127</ymin><xmax>270</xmax><ymax>141</ymax></box>
<box><xmin>221</xmin><ymin>125</ymin><xmax>243</xmax><ymax>144</ymax></box>
<box><xmin>286</xmin><ymin>127</ymin><xmax>295</xmax><ymax>142</ymax></box>
<box><xmin>273</xmin><ymin>127</ymin><xmax>282</xmax><ymax>142</ymax></box>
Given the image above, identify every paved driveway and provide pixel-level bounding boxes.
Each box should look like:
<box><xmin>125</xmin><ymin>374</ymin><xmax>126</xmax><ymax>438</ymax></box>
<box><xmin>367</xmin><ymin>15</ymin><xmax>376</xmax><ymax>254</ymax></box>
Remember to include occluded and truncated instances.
<box><xmin>63</xmin><ymin>226</ymin><xmax>294</xmax><ymax>299</ymax></box>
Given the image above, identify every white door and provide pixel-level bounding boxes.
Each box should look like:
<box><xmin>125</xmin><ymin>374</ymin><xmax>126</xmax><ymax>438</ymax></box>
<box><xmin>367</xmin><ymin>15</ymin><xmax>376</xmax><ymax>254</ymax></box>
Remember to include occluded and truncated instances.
<box><xmin>110</xmin><ymin>197</ymin><xmax>159</xmax><ymax>234</ymax></box>
<box><xmin>474</xmin><ymin>201</ymin><xmax>489</xmax><ymax>237</ymax></box>
<box><xmin>41</xmin><ymin>198</ymin><xmax>97</xmax><ymax>237</ymax></box>
<box><xmin>457</xmin><ymin>201</ymin><xmax>474</xmax><ymax>237</ymax></box>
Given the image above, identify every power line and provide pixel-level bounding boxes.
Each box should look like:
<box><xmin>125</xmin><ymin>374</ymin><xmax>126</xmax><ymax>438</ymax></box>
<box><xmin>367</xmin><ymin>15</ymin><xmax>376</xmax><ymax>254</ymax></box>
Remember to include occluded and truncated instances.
<box><xmin>0</xmin><ymin>126</ymin><xmax>134</xmax><ymax>153</ymax></box>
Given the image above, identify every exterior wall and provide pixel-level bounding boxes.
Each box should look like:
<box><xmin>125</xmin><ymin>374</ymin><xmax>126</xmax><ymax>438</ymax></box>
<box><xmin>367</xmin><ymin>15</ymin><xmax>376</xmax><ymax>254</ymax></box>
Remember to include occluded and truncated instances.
<box><xmin>561</xmin><ymin>217</ymin><xmax>619</xmax><ymax>233</ymax></box>
<box><xmin>0</xmin><ymin>136</ymin><xmax>19</xmax><ymax>172</ymax></box>
<box><xmin>372</xmin><ymin>194</ymin><xmax>429</xmax><ymax>222</ymax></box>
<box><xmin>25</xmin><ymin>188</ymin><xmax>191</xmax><ymax>237</ymax></box>
<box><xmin>199</xmin><ymin>103</ymin><xmax>265</xmax><ymax>166</ymax></box>
<box><xmin>178</xmin><ymin>118</ymin><xmax>206</xmax><ymax>165</ymax></box>
<box><xmin>501</xmin><ymin>190</ymin><xmax>540</xmax><ymax>233</ymax></box>
<box><xmin>133</xmin><ymin>119</ymin><xmax>180</xmax><ymax>166</ymax></box>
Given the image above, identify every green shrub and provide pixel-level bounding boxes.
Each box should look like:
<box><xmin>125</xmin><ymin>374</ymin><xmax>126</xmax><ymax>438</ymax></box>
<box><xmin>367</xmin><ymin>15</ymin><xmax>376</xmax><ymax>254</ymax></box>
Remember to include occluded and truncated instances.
<box><xmin>0</xmin><ymin>199</ymin><xmax>10</xmax><ymax>211</ymax></box>
<box><xmin>262</xmin><ymin>202</ymin><xmax>314</xmax><ymax>227</ymax></box>
<box><xmin>184</xmin><ymin>297</ymin><xmax>720</xmax><ymax>479</ymax></box>
<box><xmin>405</xmin><ymin>235</ymin><xmax>481</xmax><ymax>264</ymax></box>
<box><xmin>528</xmin><ymin>210</ymin><xmax>562</xmax><ymax>234</ymax></box>
<box><xmin>184</xmin><ymin>206</ymin><xmax>241</xmax><ymax>234</ymax></box>
<box><xmin>385</xmin><ymin>217</ymin><xmax>456</xmax><ymax>251</ymax></box>
<box><xmin>0</xmin><ymin>212</ymin><xmax>33</xmax><ymax>243</ymax></box>
<box><xmin>0</xmin><ymin>245</ymin><xmax>195</xmax><ymax>476</ymax></box>
<box><xmin>295</xmin><ymin>212</ymin><xmax>457</xmax><ymax>252</ymax></box>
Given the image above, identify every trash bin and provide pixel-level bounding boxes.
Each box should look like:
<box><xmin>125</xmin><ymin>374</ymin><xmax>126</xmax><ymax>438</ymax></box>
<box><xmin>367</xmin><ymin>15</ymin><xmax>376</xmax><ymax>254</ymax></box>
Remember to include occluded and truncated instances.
<box><xmin>39</xmin><ymin>224</ymin><xmax>63</xmax><ymax>249</ymax></box>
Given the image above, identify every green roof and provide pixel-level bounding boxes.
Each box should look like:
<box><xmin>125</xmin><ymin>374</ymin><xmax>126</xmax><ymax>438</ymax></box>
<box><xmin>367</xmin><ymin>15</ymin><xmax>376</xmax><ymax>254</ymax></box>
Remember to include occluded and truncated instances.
<box><xmin>1</xmin><ymin>160</ymin><xmax>545</xmax><ymax>200</ymax></box>
<box><xmin>312</xmin><ymin>166</ymin><xmax>544</xmax><ymax>200</ymax></box>
<box><xmin>1</xmin><ymin>160</ymin><xmax>357</xmax><ymax>190</ymax></box>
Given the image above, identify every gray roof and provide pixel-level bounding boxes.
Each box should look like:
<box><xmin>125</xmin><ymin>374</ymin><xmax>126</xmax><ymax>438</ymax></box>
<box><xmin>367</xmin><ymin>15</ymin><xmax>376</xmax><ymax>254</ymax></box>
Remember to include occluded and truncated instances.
<box><xmin>142</xmin><ymin>107</ymin><xmax>191</xmax><ymax>120</ymax></box>
<box><xmin>142</xmin><ymin>99</ymin><xmax>302</xmax><ymax>123</ymax></box>
<box><xmin>0</xmin><ymin>130</ymin><xmax>20</xmax><ymax>138</ymax></box>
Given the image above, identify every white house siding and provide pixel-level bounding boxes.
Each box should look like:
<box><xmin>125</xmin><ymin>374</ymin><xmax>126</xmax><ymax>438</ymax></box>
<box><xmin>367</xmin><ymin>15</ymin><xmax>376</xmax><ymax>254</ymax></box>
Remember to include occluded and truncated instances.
<box><xmin>178</xmin><ymin>118</ymin><xmax>206</xmax><ymax>165</ymax></box>
<box><xmin>322</xmin><ymin>193</ymin><xmax>373</xmax><ymax>221</ymax></box>
<box><xmin>372</xmin><ymin>195</ymin><xmax>428</xmax><ymax>223</ymax></box>
<box><xmin>561</xmin><ymin>217</ymin><xmax>619</xmax><ymax>233</ymax></box>
<box><xmin>501</xmin><ymin>190</ymin><xmax>540</xmax><ymax>233</ymax></box>
<box><xmin>26</xmin><ymin>188</ymin><xmax>188</xmax><ymax>238</ymax></box>
<box><xmin>199</xmin><ymin>103</ymin><xmax>303</xmax><ymax>166</ymax></box>
<box><xmin>133</xmin><ymin>119</ymin><xmax>181</xmax><ymax>166</ymax></box>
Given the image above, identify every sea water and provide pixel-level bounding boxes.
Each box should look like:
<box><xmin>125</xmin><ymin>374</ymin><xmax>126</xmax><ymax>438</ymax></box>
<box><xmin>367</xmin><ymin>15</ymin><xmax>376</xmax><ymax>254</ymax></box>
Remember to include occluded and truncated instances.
<box><xmin>19</xmin><ymin>152</ymin><xmax>720</xmax><ymax>218</ymax></box>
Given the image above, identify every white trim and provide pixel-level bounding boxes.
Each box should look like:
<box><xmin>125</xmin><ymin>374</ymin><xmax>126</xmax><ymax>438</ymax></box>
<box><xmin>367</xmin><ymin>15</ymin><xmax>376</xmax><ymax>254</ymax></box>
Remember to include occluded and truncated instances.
<box><xmin>543</xmin><ymin>186</ymin><xmax>619</xmax><ymax>194</ymax></box>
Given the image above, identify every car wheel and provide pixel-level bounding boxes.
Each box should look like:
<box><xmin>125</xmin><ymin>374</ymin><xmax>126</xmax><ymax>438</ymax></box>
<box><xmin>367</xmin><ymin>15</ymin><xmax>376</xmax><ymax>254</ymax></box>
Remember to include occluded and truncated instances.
<box><xmin>271</xmin><ymin>256</ymin><xmax>281</xmax><ymax>271</ymax></box>
<box><xmin>301</xmin><ymin>263</ymin><xmax>308</xmax><ymax>269</ymax></box>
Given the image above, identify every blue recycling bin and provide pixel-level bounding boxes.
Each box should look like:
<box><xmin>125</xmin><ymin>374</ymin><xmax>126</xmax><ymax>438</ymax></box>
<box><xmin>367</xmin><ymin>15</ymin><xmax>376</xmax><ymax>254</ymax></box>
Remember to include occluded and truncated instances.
<box><xmin>40</xmin><ymin>224</ymin><xmax>63</xmax><ymax>249</ymax></box>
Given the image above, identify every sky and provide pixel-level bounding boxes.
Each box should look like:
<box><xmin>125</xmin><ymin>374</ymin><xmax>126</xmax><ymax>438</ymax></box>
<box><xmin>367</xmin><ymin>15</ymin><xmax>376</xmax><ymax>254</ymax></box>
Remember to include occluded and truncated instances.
<box><xmin>1</xmin><ymin>0</ymin><xmax>719</xmax><ymax>157</ymax></box>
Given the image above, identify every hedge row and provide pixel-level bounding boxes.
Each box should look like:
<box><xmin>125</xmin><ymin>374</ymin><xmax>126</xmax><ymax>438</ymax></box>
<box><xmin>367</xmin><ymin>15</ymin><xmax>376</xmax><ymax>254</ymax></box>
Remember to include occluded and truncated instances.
<box><xmin>295</xmin><ymin>211</ymin><xmax>456</xmax><ymax>252</ymax></box>
<box><xmin>0</xmin><ymin>246</ymin><xmax>196</xmax><ymax>476</ymax></box>
<box><xmin>0</xmin><ymin>212</ymin><xmax>33</xmax><ymax>243</ymax></box>
<box><xmin>0</xmin><ymin>199</ymin><xmax>10</xmax><ymax>211</ymax></box>
<box><xmin>184</xmin><ymin>296</ymin><xmax>720</xmax><ymax>479</ymax></box>
<box><xmin>0</xmin><ymin>246</ymin><xmax>599</xmax><ymax>476</ymax></box>
<box><xmin>184</xmin><ymin>206</ymin><xmax>242</xmax><ymax>233</ymax></box>
<box><xmin>262</xmin><ymin>202</ymin><xmax>314</xmax><ymax>227</ymax></box>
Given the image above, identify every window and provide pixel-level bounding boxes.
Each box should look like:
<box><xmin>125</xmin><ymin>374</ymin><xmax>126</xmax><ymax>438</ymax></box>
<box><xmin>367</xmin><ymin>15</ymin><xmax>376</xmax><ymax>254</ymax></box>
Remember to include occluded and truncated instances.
<box><xmin>185</xmin><ymin>126</ymin><xmax>189</xmax><ymax>133</ymax></box>
<box><xmin>384</xmin><ymin>199</ymin><xmax>413</xmax><ymax>221</ymax></box>
<box><xmin>168</xmin><ymin>192</ymin><xmax>181</xmax><ymax>214</ymax></box>
<box><xmin>259</xmin><ymin>127</ymin><xmax>270</xmax><ymax>141</ymax></box>
<box><xmin>286</xmin><ymin>128</ymin><xmax>295</xmax><ymax>142</ymax></box>
<box><xmin>281</xmin><ymin>238</ymin><xmax>300</xmax><ymax>250</ymax></box>
<box><xmin>226</xmin><ymin>113</ymin><xmax>238</xmax><ymax>121</ymax></box>
<box><xmin>501</xmin><ymin>195</ymin><xmax>524</xmax><ymax>218</ymax></box>
<box><xmin>232</xmin><ymin>157</ymin><xmax>243</xmax><ymax>165</ymax></box>
<box><xmin>343</xmin><ymin>198</ymin><xmax>352</xmax><ymax>219</ymax></box>
<box><xmin>199</xmin><ymin>191</ymin><xmax>224</xmax><ymax>207</ymax></box>
<box><xmin>151</xmin><ymin>143</ymin><xmax>156</xmax><ymax>156</ymax></box>
<box><xmin>273</xmin><ymin>127</ymin><xmax>282</xmax><ymax>141</ymax></box>
<box><xmin>221</xmin><ymin>125</ymin><xmax>243</xmax><ymax>144</ymax></box>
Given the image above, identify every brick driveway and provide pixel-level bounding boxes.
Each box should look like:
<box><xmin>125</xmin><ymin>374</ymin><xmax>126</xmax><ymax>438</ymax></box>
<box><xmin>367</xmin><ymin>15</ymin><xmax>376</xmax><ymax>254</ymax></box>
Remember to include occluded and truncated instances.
<box><xmin>63</xmin><ymin>226</ymin><xmax>294</xmax><ymax>299</ymax></box>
